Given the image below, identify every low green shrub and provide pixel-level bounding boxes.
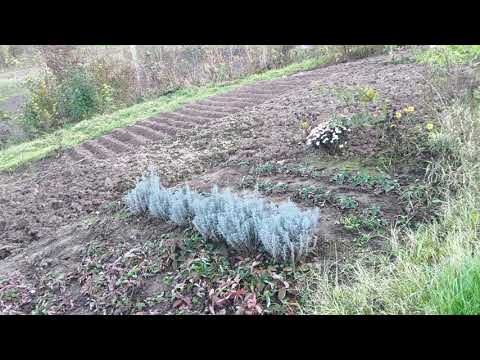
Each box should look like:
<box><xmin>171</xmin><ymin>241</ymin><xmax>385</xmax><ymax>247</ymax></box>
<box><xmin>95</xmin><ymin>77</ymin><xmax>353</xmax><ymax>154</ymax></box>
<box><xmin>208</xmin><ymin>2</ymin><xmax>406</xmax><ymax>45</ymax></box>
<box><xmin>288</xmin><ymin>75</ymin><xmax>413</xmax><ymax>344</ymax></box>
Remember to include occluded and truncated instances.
<box><xmin>57</xmin><ymin>67</ymin><xmax>100</xmax><ymax>123</ymax></box>
<box><xmin>20</xmin><ymin>48</ymin><xmax>138</xmax><ymax>133</ymax></box>
<box><xmin>21</xmin><ymin>70</ymin><xmax>61</xmax><ymax>132</ymax></box>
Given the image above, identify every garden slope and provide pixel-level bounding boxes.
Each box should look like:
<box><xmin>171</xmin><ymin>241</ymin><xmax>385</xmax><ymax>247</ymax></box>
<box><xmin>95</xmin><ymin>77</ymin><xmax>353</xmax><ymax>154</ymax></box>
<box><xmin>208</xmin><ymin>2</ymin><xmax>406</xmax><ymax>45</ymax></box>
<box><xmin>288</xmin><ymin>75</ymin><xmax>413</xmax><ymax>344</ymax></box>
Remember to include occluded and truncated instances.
<box><xmin>0</xmin><ymin>53</ymin><xmax>428</xmax><ymax>278</ymax></box>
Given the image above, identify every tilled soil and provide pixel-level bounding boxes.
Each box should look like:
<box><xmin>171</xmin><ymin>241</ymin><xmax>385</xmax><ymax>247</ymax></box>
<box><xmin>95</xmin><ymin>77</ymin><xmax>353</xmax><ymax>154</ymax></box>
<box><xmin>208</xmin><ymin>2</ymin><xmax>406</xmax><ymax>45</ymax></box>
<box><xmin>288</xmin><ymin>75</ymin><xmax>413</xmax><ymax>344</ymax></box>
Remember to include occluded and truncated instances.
<box><xmin>0</xmin><ymin>52</ymin><xmax>430</xmax><ymax>304</ymax></box>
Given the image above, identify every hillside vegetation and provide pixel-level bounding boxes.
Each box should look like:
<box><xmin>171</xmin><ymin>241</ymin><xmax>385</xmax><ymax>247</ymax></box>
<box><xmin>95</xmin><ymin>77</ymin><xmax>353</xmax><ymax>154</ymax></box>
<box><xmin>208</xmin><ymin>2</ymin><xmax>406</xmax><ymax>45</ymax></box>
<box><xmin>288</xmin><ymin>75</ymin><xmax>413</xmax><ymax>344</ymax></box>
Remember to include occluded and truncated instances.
<box><xmin>1</xmin><ymin>45</ymin><xmax>479</xmax><ymax>315</ymax></box>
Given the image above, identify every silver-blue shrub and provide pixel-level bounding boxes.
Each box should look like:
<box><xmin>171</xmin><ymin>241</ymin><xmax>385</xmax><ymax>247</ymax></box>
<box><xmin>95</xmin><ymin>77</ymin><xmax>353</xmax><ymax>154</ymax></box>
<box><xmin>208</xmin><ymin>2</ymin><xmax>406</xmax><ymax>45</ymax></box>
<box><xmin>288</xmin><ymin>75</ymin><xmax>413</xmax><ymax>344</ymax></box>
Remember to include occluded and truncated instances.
<box><xmin>148</xmin><ymin>178</ymin><xmax>171</xmax><ymax>220</ymax></box>
<box><xmin>124</xmin><ymin>173</ymin><xmax>160</xmax><ymax>214</ymax></box>
<box><xmin>191</xmin><ymin>186</ymin><xmax>226</xmax><ymax>242</ymax></box>
<box><xmin>256</xmin><ymin>201</ymin><xmax>319</xmax><ymax>263</ymax></box>
<box><xmin>169</xmin><ymin>185</ymin><xmax>201</xmax><ymax>226</ymax></box>
<box><xmin>216</xmin><ymin>190</ymin><xmax>267</xmax><ymax>253</ymax></box>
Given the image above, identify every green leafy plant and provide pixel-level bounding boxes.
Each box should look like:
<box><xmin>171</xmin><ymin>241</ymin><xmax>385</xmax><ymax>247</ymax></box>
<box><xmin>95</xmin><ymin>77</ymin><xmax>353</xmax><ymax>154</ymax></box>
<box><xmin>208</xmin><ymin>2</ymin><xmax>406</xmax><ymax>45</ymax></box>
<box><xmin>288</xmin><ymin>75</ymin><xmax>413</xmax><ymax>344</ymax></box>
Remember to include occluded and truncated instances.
<box><xmin>341</xmin><ymin>207</ymin><xmax>386</xmax><ymax>233</ymax></box>
<box><xmin>335</xmin><ymin>195</ymin><xmax>359</xmax><ymax>210</ymax></box>
<box><xmin>57</xmin><ymin>67</ymin><xmax>100</xmax><ymax>122</ymax></box>
<box><xmin>356</xmin><ymin>86</ymin><xmax>378</xmax><ymax>103</ymax></box>
<box><xmin>331</xmin><ymin>169</ymin><xmax>351</xmax><ymax>185</ymax></box>
<box><xmin>297</xmin><ymin>185</ymin><xmax>317</xmax><ymax>200</ymax></box>
<box><xmin>376</xmin><ymin>175</ymin><xmax>400</xmax><ymax>193</ymax></box>
<box><xmin>256</xmin><ymin>181</ymin><xmax>288</xmax><ymax>194</ymax></box>
<box><xmin>336</xmin><ymin>111</ymin><xmax>377</xmax><ymax>128</ymax></box>
<box><xmin>351</xmin><ymin>172</ymin><xmax>376</xmax><ymax>188</ymax></box>
<box><xmin>354</xmin><ymin>233</ymin><xmax>374</xmax><ymax>246</ymax></box>
<box><xmin>326</xmin><ymin>85</ymin><xmax>380</xmax><ymax>109</ymax></box>
<box><xmin>252</xmin><ymin>162</ymin><xmax>278</xmax><ymax>176</ymax></box>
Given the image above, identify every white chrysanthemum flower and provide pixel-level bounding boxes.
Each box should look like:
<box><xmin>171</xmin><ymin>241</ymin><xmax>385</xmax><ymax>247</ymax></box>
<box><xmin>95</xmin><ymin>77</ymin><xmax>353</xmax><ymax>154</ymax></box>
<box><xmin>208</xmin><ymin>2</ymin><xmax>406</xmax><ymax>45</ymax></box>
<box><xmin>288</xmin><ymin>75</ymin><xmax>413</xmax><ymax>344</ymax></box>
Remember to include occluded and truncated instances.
<box><xmin>316</xmin><ymin>141</ymin><xmax>320</xmax><ymax>146</ymax></box>
<box><xmin>339</xmin><ymin>144</ymin><xmax>344</xmax><ymax>149</ymax></box>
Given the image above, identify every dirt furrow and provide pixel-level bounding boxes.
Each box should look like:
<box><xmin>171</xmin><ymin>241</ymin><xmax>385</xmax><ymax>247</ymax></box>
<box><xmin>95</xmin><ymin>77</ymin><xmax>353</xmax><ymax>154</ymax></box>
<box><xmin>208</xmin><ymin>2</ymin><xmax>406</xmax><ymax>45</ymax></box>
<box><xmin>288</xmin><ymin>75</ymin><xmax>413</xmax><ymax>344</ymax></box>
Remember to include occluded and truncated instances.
<box><xmin>138</xmin><ymin>119</ymin><xmax>179</xmax><ymax>136</ymax></box>
<box><xmin>268</xmin><ymin>79</ymin><xmax>307</xmax><ymax>85</ymax></box>
<box><xmin>196</xmin><ymin>99</ymin><xmax>250</xmax><ymax>109</ymax></box>
<box><xmin>215</xmin><ymin>92</ymin><xmax>273</xmax><ymax>100</ymax></box>
<box><xmin>231</xmin><ymin>86</ymin><xmax>286</xmax><ymax>94</ymax></box>
<box><xmin>79</xmin><ymin>141</ymin><xmax>113</xmax><ymax>160</ymax></box>
<box><xmin>65</xmin><ymin>146</ymin><xmax>92</xmax><ymax>162</ymax></box>
<box><xmin>240</xmin><ymin>82</ymin><xmax>297</xmax><ymax>90</ymax></box>
<box><xmin>175</xmin><ymin>108</ymin><xmax>229</xmax><ymax>119</ymax></box>
<box><xmin>165</xmin><ymin>111</ymin><xmax>213</xmax><ymax>125</ymax></box>
<box><xmin>149</xmin><ymin>116</ymin><xmax>199</xmax><ymax>130</ymax></box>
<box><xmin>110</xmin><ymin>128</ymin><xmax>149</xmax><ymax>147</ymax></box>
<box><xmin>183</xmin><ymin>103</ymin><xmax>243</xmax><ymax>114</ymax></box>
<box><xmin>127</xmin><ymin>125</ymin><xmax>165</xmax><ymax>141</ymax></box>
<box><xmin>96</xmin><ymin>135</ymin><xmax>131</xmax><ymax>154</ymax></box>
<box><xmin>207</xmin><ymin>96</ymin><xmax>263</xmax><ymax>104</ymax></box>
<box><xmin>232</xmin><ymin>91</ymin><xmax>282</xmax><ymax>98</ymax></box>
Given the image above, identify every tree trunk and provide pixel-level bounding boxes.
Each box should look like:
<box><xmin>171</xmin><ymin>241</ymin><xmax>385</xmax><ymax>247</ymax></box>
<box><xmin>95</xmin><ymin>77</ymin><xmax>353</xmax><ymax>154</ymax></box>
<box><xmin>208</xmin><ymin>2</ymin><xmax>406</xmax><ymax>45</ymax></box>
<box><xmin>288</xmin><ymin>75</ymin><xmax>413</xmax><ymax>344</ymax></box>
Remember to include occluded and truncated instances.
<box><xmin>130</xmin><ymin>45</ymin><xmax>143</xmax><ymax>97</ymax></box>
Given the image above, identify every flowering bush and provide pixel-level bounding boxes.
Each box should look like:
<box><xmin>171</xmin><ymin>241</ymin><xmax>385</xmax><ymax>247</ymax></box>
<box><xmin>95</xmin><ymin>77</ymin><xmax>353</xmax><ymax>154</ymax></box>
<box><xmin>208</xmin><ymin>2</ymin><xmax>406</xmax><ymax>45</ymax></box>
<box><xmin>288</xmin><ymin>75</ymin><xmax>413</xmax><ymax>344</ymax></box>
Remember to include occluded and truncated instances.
<box><xmin>306</xmin><ymin>123</ymin><xmax>351</xmax><ymax>151</ymax></box>
<box><xmin>383</xmin><ymin>104</ymin><xmax>416</xmax><ymax>134</ymax></box>
<box><xmin>380</xmin><ymin>104</ymin><xmax>435</xmax><ymax>159</ymax></box>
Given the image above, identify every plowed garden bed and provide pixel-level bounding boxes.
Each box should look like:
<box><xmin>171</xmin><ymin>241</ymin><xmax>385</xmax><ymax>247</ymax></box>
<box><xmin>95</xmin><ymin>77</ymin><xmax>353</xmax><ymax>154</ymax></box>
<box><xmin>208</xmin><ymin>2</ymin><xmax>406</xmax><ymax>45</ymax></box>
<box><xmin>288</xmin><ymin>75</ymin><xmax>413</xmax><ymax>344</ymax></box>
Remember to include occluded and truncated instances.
<box><xmin>0</xmin><ymin>51</ymin><xmax>438</xmax><ymax>314</ymax></box>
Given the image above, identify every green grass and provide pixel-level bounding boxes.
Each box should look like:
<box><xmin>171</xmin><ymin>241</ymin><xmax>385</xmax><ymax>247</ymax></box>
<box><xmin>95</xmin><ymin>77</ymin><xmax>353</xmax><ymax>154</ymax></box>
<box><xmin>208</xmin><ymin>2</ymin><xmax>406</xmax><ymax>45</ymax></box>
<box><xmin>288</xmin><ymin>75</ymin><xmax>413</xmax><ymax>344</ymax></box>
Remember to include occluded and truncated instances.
<box><xmin>415</xmin><ymin>45</ymin><xmax>480</xmax><ymax>68</ymax></box>
<box><xmin>0</xmin><ymin>56</ymin><xmax>330</xmax><ymax>172</ymax></box>
<box><xmin>424</xmin><ymin>255</ymin><xmax>480</xmax><ymax>315</ymax></box>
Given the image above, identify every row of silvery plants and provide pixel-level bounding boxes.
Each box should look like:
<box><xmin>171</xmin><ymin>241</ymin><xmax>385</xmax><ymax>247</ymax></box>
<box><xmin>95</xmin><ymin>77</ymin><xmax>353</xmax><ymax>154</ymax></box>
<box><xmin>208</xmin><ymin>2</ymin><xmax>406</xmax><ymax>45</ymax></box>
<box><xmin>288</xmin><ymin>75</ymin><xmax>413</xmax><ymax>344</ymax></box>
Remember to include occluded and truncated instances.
<box><xmin>124</xmin><ymin>172</ymin><xmax>320</xmax><ymax>264</ymax></box>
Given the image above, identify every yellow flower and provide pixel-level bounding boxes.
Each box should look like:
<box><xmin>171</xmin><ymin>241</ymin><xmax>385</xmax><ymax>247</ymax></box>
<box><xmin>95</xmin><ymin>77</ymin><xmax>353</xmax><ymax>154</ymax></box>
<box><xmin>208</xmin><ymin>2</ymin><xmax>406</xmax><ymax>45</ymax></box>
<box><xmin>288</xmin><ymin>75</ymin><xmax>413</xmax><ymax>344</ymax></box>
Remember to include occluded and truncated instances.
<box><xmin>426</xmin><ymin>123</ymin><xmax>434</xmax><ymax>131</ymax></box>
<box><xmin>395</xmin><ymin>111</ymin><xmax>402</xmax><ymax>119</ymax></box>
<box><xmin>364</xmin><ymin>88</ymin><xmax>377</xmax><ymax>101</ymax></box>
<box><xmin>403</xmin><ymin>106</ymin><xmax>415</xmax><ymax>113</ymax></box>
<box><xmin>299</xmin><ymin>120</ymin><xmax>309</xmax><ymax>130</ymax></box>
